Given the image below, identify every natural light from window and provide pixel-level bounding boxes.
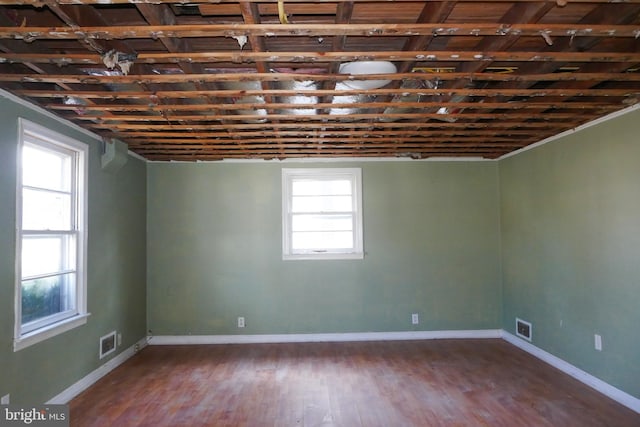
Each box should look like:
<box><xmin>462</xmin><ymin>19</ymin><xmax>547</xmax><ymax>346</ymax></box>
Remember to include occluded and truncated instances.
<box><xmin>282</xmin><ymin>168</ymin><xmax>363</xmax><ymax>260</ymax></box>
<box><xmin>15</xmin><ymin>119</ymin><xmax>88</xmax><ymax>351</ymax></box>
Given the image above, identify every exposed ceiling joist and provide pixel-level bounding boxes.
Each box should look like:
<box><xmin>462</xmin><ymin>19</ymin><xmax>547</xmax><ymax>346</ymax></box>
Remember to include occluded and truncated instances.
<box><xmin>0</xmin><ymin>0</ymin><xmax>638</xmax><ymax>160</ymax></box>
<box><xmin>2</xmin><ymin>23</ymin><xmax>640</xmax><ymax>40</ymax></box>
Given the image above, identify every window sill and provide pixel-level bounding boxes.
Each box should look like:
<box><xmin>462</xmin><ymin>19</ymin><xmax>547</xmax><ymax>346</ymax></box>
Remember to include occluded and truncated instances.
<box><xmin>283</xmin><ymin>252</ymin><xmax>364</xmax><ymax>261</ymax></box>
<box><xmin>14</xmin><ymin>313</ymin><xmax>91</xmax><ymax>352</ymax></box>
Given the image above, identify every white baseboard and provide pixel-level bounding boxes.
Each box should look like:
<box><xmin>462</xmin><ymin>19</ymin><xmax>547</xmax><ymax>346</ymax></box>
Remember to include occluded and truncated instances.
<box><xmin>502</xmin><ymin>331</ymin><xmax>640</xmax><ymax>414</ymax></box>
<box><xmin>46</xmin><ymin>336</ymin><xmax>148</xmax><ymax>404</ymax></box>
<box><xmin>148</xmin><ymin>329</ymin><xmax>502</xmax><ymax>345</ymax></box>
<box><xmin>47</xmin><ymin>330</ymin><xmax>638</xmax><ymax>415</ymax></box>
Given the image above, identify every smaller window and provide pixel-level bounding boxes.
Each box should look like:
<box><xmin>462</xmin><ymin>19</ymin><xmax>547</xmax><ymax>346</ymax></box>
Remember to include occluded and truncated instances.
<box><xmin>282</xmin><ymin>168</ymin><xmax>363</xmax><ymax>260</ymax></box>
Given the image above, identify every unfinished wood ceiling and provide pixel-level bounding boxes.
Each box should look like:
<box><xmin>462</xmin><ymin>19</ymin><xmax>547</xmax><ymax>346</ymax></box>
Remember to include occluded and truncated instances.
<box><xmin>0</xmin><ymin>0</ymin><xmax>639</xmax><ymax>161</ymax></box>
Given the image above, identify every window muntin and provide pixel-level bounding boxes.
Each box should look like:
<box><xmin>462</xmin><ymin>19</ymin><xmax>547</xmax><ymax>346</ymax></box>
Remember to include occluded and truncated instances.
<box><xmin>15</xmin><ymin>119</ymin><xmax>88</xmax><ymax>350</ymax></box>
<box><xmin>282</xmin><ymin>168</ymin><xmax>363</xmax><ymax>260</ymax></box>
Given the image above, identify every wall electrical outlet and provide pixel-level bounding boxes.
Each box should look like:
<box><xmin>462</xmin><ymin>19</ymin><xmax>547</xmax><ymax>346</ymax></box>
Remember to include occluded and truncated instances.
<box><xmin>411</xmin><ymin>313</ymin><xmax>419</xmax><ymax>325</ymax></box>
<box><xmin>117</xmin><ymin>333</ymin><xmax>122</xmax><ymax>346</ymax></box>
<box><xmin>594</xmin><ymin>334</ymin><xmax>602</xmax><ymax>351</ymax></box>
<box><xmin>1</xmin><ymin>394</ymin><xmax>9</xmax><ymax>405</ymax></box>
<box><xmin>237</xmin><ymin>317</ymin><xmax>245</xmax><ymax>328</ymax></box>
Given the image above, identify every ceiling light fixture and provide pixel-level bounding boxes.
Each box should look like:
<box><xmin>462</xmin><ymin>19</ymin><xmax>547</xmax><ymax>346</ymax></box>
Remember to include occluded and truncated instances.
<box><xmin>338</xmin><ymin>61</ymin><xmax>397</xmax><ymax>90</ymax></box>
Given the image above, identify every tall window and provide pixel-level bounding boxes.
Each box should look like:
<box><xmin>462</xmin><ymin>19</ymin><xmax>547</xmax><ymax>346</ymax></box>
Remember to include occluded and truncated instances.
<box><xmin>282</xmin><ymin>168</ymin><xmax>363</xmax><ymax>260</ymax></box>
<box><xmin>15</xmin><ymin>119</ymin><xmax>88</xmax><ymax>351</ymax></box>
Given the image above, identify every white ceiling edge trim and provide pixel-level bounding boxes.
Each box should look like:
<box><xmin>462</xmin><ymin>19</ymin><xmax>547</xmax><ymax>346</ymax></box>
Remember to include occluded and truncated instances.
<box><xmin>0</xmin><ymin>88</ymin><xmax>102</xmax><ymax>142</ymax></box>
<box><xmin>1</xmin><ymin>88</ymin><xmax>145</xmax><ymax>162</ymax></box>
<box><xmin>127</xmin><ymin>149</ymin><xmax>147</xmax><ymax>162</ymax></box>
<box><xmin>498</xmin><ymin>102</ymin><xmax>640</xmax><ymax>161</ymax></box>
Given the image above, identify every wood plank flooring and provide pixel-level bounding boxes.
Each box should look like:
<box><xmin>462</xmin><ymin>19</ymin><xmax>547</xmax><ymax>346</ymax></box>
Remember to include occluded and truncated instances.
<box><xmin>69</xmin><ymin>339</ymin><xmax>640</xmax><ymax>426</ymax></box>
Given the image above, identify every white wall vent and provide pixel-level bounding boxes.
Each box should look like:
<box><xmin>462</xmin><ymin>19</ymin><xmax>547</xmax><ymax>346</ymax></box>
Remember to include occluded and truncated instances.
<box><xmin>516</xmin><ymin>318</ymin><xmax>532</xmax><ymax>341</ymax></box>
<box><xmin>99</xmin><ymin>331</ymin><xmax>117</xmax><ymax>359</ymax></box>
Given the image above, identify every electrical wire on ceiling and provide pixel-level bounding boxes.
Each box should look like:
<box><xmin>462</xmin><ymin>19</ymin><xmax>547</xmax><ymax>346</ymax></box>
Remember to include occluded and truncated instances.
<box><xmin>278</xmin><ymin>0</ymin><xmax>289</xmax><ymax>24</ymax></box>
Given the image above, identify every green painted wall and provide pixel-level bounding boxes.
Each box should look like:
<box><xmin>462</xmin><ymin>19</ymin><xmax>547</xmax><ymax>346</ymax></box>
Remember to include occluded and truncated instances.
<box><xmin>4</xmin><ymin>85</ymin><xmax>638</xmax><ymax>405</ymax></box>
<box><xmin>0</xmin><ymin>95</ymin><xmax>147</xmax><ymax>404</ymax></box>
<box><xmin>147</xmin><ymin>161</ymin><xmax>502</xmax><ymax>335</ymax></box>
<box><xmin>500</xmin><ymin>109</ymin><xmax>640</xmax><ymax>398</ymax></box>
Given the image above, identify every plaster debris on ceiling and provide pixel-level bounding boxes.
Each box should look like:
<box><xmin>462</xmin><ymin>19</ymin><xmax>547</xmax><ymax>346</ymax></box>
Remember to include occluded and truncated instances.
<box><xmin>232</xmin><ymin>35</ymin><xmax>248</xmax><ymax>49</ymax></box>
<box><xmin>101</xmin><ymin>50</ymin><xmax>138</xmax><ymax>75</ymax></box>
<box><xmin>540</xmin><ymin>31</ymin><xmax>554</xmax><ymax>46</ymax></box>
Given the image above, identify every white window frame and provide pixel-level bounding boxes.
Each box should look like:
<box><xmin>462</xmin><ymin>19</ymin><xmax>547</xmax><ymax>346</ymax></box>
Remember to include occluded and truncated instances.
<box><xmin>14</xmin><ymin>119</ymin><xmax>89</xmax><ymax>351</ymax></box>
<box><xmin>282</xmin><ymin>168</ymin><xmax>363</xmax><ymax>260</ymax></box>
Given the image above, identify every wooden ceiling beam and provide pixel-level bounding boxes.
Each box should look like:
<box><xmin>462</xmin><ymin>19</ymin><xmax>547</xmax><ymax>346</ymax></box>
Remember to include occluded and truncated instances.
<box><xmin>5</xmin><ymin>50</ymin><xmax>640</xmax><ymax>66</ymax></box>
<box><xmin>436</xmin><ymin>2</ymin><xmax>557</xmax><ymax>128</ymax></box>
<box><xmin>66</xmin><ymin>111</ymin><xmax>602</xmax><ymax>122</ymax></box>
<box><xmin>41</xmin><ymin>0</ymin><xmax>105</xmax><ymax>53</ymax></box>
<box><xmin>135</xmin><ymin>2</ymin><xmax>240</xmax><ymax>133</ymax></box>
<box><xmin>518</xmin><ymin>5</ymin><xmax>640</xmax><ymax>78</ymax></box>
<box><xmin>239</xmin><ymin>0</ymin><xmax>282</xmax><ymax>155</ymax></box>
<box><xmin>45</xmin><ymin>100</ymin><xmax>623</xmax><ymax>111</ymax></box>
<box><xmin>39</xmin><ymin>0</ymin><xmax>162</xmax><ymax>122</ymax></box>
<box><xmin>370</xmin><ymin>1</ymin><xmax>456</xmax><ymax>118</ymax></box>
<box><xmin>0</xmin><ymin>5</ymin><xmax>126</xmax><ymax>118</ymax></box>
<box><xmin>141</xmin><ymin>153</ymin><xmax>499</xmax><ymax>161</ymax></box>
<box><xmin>451</xmin><ymin>2</ymin><xmax>555</xmax><ymax>81</ymax></box>
<box><xmin>102</xmin><ymin>128</ymin><xmax>544</xmax><ymax>137</ymax></box>
<box><xmin>4</xmin><ymin>72</ymin><xmax>640</xmax><ymax>84</ymax></box>
<box><xmin>87</xmin><ymin>121</ymin><xmax>567</xmax><ymax>131</ymax></box>
<box><xmin>125</xmin><ymin>137</ymin><xmax>530</xmax><ymax>145</ymax></box>
<box><xmin>481</xmin><ymin>3</ymin><xmax>640</xmax><ymax>116</ymax></box>
<box><xmin>2</xmin><ymin>23</ymin><xmax>640</xmax><ymax>40</ymax></box>
<box><xmin>122</xmin><ymin>147</ymin><xmax>539</xmax><ymax>159</ymax></box>
<box><xmin>320</xmin><ymin>1</ymin><xmax>352</xmax><ymax>107</ymax></box>
<box><xmin>18</xmin><ymin>87</ymin><xmax>640</xmax><ymax>99</ymax></box>
<box><xmin>0</xmin><ymin>0</ymin><xmax>636</xmax><ymax>162</ymax></box>
<box><xmin>135</xmin><ymin>3</ymin><xmax>185</xmax><ymax>53</ymax></box>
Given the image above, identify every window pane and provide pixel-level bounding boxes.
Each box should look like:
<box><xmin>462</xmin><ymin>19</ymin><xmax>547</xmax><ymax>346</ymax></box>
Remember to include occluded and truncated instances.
<box><xmin>292</xmin><ymin>231</ymin><xmax>354</xmax><ymax>250</ymax></box>
<box><xmin>22</xmin><ymin>144</ymin><xmax>71</xmax><ymax>192</ymax></box>
<box><xmin>283</xmin><ymin>168</ymin><xmax>362</xmax><ymax>259</ymax></box>
<box><xmin>21</xmin><ymin>273</ymin><xmax>76</xmax><ymax>324</ymax></box>
<box><xmin>292</xmin><ymin>179</ymin><xmax>351</xmax><ymax>196</ymax></box>
<box><xmin>292</xmin><ymin>214</ymin><xmax>353</xmax><ymax>232</ymax></box>
<box><xmin>22</xmin><ymin>188</ymin><xmax>72</xmax><ymax>230</ymax></box>
<box><xmin>22</xmin><ymin>235</ymin><xmax>76</xmax><ymax>278</ymax></box>
<box><xmin>292</xmin><ymin>195</ymin><xmax>353</xmax><ymax>213</ymax></box>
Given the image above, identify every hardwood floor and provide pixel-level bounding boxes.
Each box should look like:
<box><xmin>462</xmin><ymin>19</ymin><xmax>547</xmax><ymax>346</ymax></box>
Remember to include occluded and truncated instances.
<box><xmin>69</xmin><ymin>340</ymin><xmax>639</xmax><ymax>427</ymax></box>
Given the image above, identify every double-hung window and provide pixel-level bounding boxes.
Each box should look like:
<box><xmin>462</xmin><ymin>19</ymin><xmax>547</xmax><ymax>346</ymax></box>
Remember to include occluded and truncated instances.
<box><xmin>282</xmin><ymin>168</ymin><xmax>363</xmax><ymax>260</ymax></box>
<box><xmin>15</xmin><ymin>119</ymin><xmax>88</xmax><ymax>351</ymax></box>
